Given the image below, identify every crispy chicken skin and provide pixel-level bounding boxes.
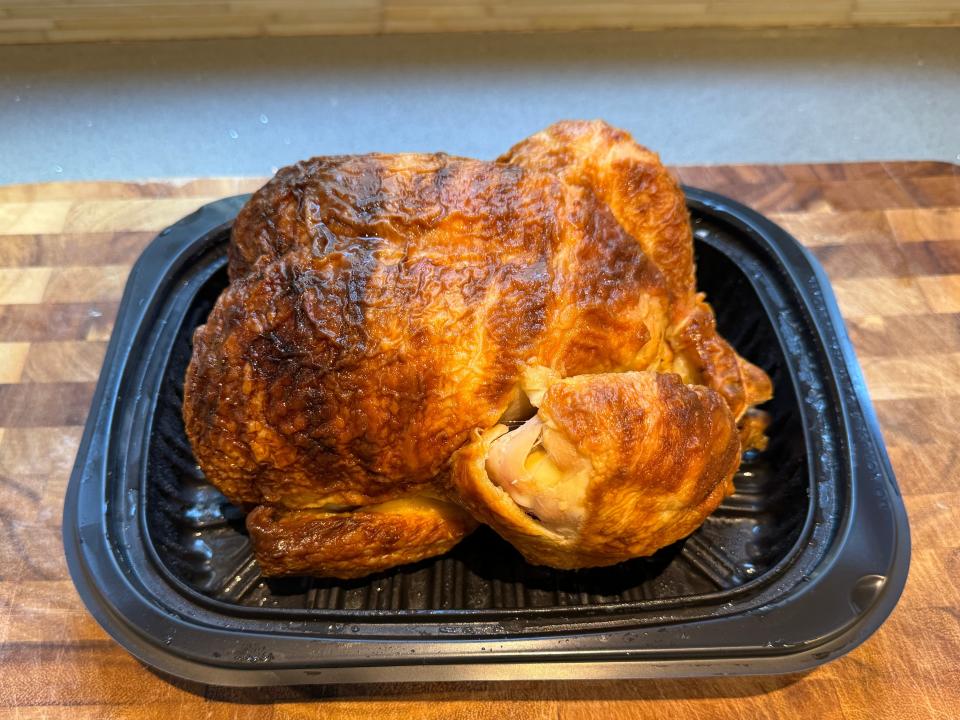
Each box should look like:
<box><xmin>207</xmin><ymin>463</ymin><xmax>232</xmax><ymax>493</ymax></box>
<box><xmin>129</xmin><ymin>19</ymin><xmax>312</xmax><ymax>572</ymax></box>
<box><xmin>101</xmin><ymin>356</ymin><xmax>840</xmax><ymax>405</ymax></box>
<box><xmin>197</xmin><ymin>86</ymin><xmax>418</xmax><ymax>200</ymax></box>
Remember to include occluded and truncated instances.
<box><xmin>452</xmin><ymin>372</ymin><xmax>740</xmax><ymax>569</ymax></box>
<box><xmin>247</xmin><ymin>497</ymin><xmax>477</xmax><ymax>579</ymax></box>
<box><xmin>501</xmin><ymin>120</ymin><xmax>772</xmax><ymax>427</ymax></box>
<box><xmin>183</xmin><ymin>120</ymin><xmax>773</xmax><ymax>578</ymax></box>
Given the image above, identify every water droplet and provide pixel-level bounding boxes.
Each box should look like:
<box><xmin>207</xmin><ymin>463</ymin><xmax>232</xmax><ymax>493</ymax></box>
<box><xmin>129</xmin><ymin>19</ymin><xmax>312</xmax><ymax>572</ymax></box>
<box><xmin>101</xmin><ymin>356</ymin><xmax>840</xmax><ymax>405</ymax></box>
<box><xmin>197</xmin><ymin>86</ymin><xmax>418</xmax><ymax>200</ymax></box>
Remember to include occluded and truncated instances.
<box><xmin>53</xmin><ymin>165</ymin><xmax>63</xmax><ymax>174</ymax></box>
<box><xmin>283</xmin><ymin>137</ymin><xmax>291</xmax><ymax>145</ymax></box>
<box><xmin>259</xmin><ymin>113</ymin><xmax>269</xmax><ymax>124</ymax></box>
<box><xmin>916</xmin><ymin>59</ymin><xmax>925</xmax><ymax>66</ymax></box>
<box><xmin>330</xmin><ymin>97</ymin><xmax>339</xmax><ymax>107</ymax></box>
<box><xmin>270</xmin><ymin>166</ymin><xmax>278</xmax><ymax>174</ymax></box>
<box><xmin>229</xmin><ymin>129</ymin><xmax>239</xmax><ymax>139</ymax></box>
<box><xmin>85</xmin><ymin>120</ymin><xmax>93</xmax><ymax>128</ymax></box>
<box><xmin>14</xmin><ymin>95</ymin><xmax>21</xmax><ymax>102</ymax></box>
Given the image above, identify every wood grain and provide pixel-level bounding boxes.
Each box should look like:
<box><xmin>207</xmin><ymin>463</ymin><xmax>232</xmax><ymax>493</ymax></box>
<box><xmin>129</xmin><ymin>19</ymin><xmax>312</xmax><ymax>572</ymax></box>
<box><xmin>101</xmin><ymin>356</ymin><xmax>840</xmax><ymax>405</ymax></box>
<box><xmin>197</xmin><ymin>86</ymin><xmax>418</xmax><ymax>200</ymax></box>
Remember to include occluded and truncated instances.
<box><xmin>0</xmin><ymin>0</ymin><xmax>958</xmax><ymax>45</ymax></box>
<box><xmin>0</xmin><ymin>162</ymin><xmax>958</xmax><ymax>718</ymax></box>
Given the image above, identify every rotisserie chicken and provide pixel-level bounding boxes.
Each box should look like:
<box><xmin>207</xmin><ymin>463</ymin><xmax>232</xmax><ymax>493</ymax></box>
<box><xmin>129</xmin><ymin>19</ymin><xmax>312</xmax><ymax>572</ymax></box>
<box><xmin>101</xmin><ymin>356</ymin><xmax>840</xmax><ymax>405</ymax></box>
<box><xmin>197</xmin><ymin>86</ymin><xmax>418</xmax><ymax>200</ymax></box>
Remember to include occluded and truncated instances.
<box><xmin>183</xmin><ymin>120</ymin><xmax>772</xmax><ymax>579</ymax></box>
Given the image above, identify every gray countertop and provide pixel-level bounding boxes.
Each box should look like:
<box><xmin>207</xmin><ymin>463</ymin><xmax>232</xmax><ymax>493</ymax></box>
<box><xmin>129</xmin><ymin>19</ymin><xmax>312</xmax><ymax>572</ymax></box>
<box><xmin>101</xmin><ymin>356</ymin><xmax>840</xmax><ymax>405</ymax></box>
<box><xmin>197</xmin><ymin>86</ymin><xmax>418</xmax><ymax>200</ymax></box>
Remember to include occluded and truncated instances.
<box><xmin>2</xmin><ymin>26</ymin><xmax>958</xmax><ymax>185</ymax></box>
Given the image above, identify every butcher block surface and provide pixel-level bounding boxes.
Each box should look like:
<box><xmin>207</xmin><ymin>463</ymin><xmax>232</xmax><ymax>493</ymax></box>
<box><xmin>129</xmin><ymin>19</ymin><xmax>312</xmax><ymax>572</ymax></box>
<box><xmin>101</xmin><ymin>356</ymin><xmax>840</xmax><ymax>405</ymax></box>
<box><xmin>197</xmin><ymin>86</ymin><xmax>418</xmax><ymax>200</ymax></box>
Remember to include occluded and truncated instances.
<box><xmin>0</xmin><ymin>161</ymin><xmax>958</xmax><ymax>718</ymax></box>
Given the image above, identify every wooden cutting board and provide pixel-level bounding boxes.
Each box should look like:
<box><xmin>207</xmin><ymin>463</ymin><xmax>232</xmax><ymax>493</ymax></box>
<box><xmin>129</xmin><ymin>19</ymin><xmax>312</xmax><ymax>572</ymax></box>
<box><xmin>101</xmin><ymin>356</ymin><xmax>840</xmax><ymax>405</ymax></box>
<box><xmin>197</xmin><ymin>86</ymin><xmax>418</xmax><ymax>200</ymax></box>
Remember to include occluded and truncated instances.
<box><xmin>0</xmin><ymin>162</ymin><xmax>958</xmax><ymax>719</ymax></box>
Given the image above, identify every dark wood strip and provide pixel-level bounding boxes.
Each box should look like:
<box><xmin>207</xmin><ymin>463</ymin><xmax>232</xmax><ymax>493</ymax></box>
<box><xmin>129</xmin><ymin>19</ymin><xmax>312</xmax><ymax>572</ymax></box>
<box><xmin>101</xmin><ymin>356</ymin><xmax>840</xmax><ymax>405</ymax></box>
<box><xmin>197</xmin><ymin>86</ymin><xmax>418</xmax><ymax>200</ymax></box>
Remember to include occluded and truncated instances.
<box><xmin>881</xmin><ymin>161</ymin><xmax>960</xmax><ymax>179</ymax></box>
<box><xmin>0</xmin><ymin>382</ymin><xmax>95</xmax><ymax>427</ymax></box>
<box><xmin>780</xmin><ymin>161</ymin><xmax>958</xmax><ymax>182</ymax></box>
<box><xmin>898</xmin><ymin>176</ymin><xmax>960</xmax><ymax>208</ymax></box>
<box><xmin>684</xmin><ymin>174</ymin><xmax>957</xmax><ymax>215</ymax></box>
<box><xmin>0</xmin><ymin>232</ymin><xmax>153</xmax><ymax>267</ymax></box>
<box><xmin>847</xmin><ymin>313</ymin><xmax>960</xmax><ymax>357</ymax></box>
<box><xmin>689</xmin><ymin>181</ymin><xmax>826</xmax><ymax>213</ymax></box>
<box><xmin>677</xmin><ymin>162</ymin><xmax>960</xmax><ymax>190</ymax></box>
<box><xmin>899</xmin><ymin>239</ymin><xmax>960</xmax><ymax>276</ymax></box>
<box><xmin>0</xmin><ymin>303</ymin><xmax>118</xmax><ymax>342</ymax></box>
<box><xmin>818</xmin><ymin>178</ymin><xmax>918</xmax><ymax>211</ymax></box>
<box><xmin>674</xmin><ymin>165</ymin><xmax>788</xmax><ymax>188</ymax></box>
<box><xmin>779</xmin><ymin>162</ymin><xmax>890</xmax><ymax>182</ymax></box>
<box><xmin>811</xmin><ymin>242</ymin><xmax>912</xmax><ymax>279</ymax></box>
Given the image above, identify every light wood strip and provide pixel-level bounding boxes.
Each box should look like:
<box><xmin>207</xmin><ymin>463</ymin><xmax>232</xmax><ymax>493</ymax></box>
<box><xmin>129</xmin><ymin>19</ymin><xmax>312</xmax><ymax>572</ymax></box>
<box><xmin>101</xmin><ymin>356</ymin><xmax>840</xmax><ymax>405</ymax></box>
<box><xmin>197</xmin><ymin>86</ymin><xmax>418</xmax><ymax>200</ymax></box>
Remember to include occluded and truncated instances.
<box><xmin>0</xmin><ymin>425</ymin><xmax>83</xmax><ymax>525</ymax></box>
<box><xmin>0</xmin><ymin>197</ymin><xmax>226</xmax><ymax>234</ymax></box>
<box><xmin>874</xmin><ymin>396</ymin><xmax>960</xmax><ymax>448</ymax></box>
<box><xmin>0</xmin><ymin>581</ymin><xmax>110</xmax><ymax>644</ymax></box>
<box><xmin>61</xmin><ymin>197</ymin><xmax>226</xmax><ymax>233</ymax></box>
<box><xmin>0</xmin><ymin>522</ymin><xmax>69</xmax><ymax>583</ymax></box>
<box><xmin>902</xmin><ymin>491</ymin><xmax>960</xmax><ymax>549</ymax></box>
<box><xmin>766</xmin><ymin>210</ymin><xmax>893</xmax><ymax>247</ymax></box>
<box><xmin>830</xmin><ymin>276</ymin><xmax>932</xmax><ymax>316</ymax></box>
<box><xmin>40</xmin><ymin>265</ymin><xmax>130</xmax><ymax>304</ymax></box>
<box><xmin>0</xmin><ymin>201</ymin><xmax>71</xmax><ymax>234</ymax></box>
<box><xmin>844</xmin><ymin>312</ymin><xmax>960</xmax><ymax>357</ymax></box>
<box><xmin>0</xmin><ymin>342</ymin><xmax>29</xmax><ymax>383</ymax></box>
<box><xmin>0</xmin><ymin>268</ymin><xmax>53</xmax><ymax>304</ymax></box>
<box><xmin>859</xmin><ymin>352</ymin><xmax>960</xmax><ymax>400</ymax></box>
<box><xmin>889</xmin><ymin>445</ymin><xmax>960</xmax><ymax>497</ymax></box>
<box><xmin>886</xmin><ymin>207</ymin><xmax>960</xmax><ymax>242</ymax></box>
<box><xmin>0</xmin><ymin>177</ymin><xmax>262</xmax><ymax>203</ymax></box>
<box><xmin>917</xmin><ymin>274</ymin><xmax>960</xmax><ymax>313</ymax></box>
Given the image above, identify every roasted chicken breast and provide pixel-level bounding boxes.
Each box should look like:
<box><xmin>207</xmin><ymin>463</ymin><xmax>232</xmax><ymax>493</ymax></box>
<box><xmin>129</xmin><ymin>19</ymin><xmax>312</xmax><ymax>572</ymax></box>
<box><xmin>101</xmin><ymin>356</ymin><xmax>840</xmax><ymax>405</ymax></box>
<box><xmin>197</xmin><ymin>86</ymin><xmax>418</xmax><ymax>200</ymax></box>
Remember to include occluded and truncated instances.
<box><xmin>183</xmin><ymin>120</ymin><xmax>772</xmax><ymax>578</ymax></box>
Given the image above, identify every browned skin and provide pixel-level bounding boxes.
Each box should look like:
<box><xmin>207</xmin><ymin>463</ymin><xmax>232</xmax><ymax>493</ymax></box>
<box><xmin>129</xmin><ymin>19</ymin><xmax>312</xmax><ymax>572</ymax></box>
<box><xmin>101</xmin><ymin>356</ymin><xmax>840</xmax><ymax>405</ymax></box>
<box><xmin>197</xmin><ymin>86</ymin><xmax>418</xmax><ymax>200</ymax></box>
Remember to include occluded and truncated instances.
<box><xmin>500</xmin><ymin>120</ymin><xmax>696</xmax><ymax>303</ymax></box>
<box><xmin>500</xmin><ymin>120</ymin><xmax>773</xmax><ymax>426</ymax></box>
<box><xmin>230</xmin><ymin>152</ymin><xmax>473</xmax><ymax>282</ymax></box>
<box><xmin>183</xmin><ymin>121</ymin><xmax>774</xmax><ymax>578</ymax></box>
<box><xmin>247</xmin><ymin>497</ymin><xmax>477</xmax><ymax>578</ymax></box>
<box><xmin>186</xmin><ymin>156</ymin><xmax>661</xmax><ymax>510</ymax></box>
<box><xmin>452</xmin><ymin>372</ymin><xmax>740</xmax><ymax>569</ymax></box>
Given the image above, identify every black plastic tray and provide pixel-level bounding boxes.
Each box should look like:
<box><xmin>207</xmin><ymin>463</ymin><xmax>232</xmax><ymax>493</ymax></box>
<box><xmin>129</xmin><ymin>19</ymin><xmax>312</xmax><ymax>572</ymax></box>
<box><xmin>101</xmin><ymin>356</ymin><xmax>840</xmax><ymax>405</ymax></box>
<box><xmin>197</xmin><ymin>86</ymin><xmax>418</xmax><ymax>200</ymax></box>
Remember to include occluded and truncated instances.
<box><xmin>63</xmin><ymin>189</ymin><xmax>910</xmax><ymax>686</ymax></box>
